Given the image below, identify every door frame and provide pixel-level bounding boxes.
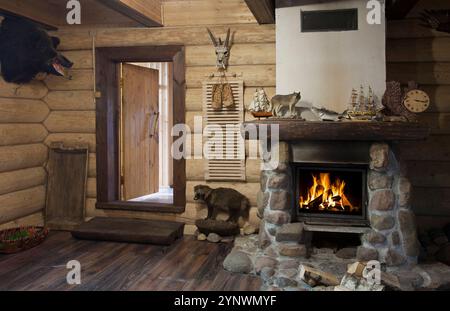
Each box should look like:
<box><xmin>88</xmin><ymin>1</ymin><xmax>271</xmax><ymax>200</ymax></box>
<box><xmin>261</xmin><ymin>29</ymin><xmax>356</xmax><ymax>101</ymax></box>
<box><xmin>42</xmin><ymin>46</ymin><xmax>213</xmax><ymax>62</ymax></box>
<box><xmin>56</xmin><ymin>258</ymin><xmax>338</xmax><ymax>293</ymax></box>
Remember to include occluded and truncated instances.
<box><xmin>95</xmin><ymin>46</ymin><xmax>186</xmax><ymax>213</ymax></box>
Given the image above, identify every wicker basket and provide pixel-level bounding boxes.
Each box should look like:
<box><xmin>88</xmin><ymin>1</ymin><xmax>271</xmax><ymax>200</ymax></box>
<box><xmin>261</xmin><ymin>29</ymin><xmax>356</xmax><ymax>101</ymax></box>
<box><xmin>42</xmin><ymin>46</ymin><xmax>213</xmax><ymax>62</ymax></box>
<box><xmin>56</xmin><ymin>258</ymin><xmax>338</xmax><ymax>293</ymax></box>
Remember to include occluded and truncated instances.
<box><xmin>0</xmin><ymin>226</ymin><xmax>49</xmax><ymax>254</ymax></box>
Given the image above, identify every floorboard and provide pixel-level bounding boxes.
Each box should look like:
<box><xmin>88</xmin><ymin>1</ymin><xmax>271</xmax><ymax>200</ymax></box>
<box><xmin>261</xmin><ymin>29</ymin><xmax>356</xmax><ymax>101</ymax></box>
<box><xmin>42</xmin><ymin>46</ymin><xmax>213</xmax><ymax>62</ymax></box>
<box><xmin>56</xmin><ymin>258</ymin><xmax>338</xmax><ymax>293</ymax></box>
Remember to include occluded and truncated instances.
<box><xmin>0</xmin><ymin>232</ymin><xmax>261</xmax><ymax>291</ymax></box>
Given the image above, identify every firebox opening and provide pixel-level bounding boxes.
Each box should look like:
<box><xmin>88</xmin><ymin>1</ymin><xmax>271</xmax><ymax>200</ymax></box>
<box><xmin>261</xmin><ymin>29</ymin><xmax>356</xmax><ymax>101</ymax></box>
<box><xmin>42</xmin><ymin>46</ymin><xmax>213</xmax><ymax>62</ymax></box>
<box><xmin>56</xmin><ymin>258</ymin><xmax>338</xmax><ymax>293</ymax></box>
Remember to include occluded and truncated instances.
<box><xmin>294</xmin><ymin>164</ymin><xmax>368</xmax><ymax>225</ymax></box>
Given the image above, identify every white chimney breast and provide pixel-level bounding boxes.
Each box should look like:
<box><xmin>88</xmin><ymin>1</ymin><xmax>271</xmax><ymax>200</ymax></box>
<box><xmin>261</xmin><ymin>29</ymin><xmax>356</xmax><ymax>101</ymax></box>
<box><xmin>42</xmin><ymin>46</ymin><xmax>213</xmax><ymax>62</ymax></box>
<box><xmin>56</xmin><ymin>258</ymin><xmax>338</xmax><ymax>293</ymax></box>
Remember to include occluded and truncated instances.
<box><xmin>276</xmin><ymin>0</ymin><xmax>386</xmax><ymax>113</ymax></box>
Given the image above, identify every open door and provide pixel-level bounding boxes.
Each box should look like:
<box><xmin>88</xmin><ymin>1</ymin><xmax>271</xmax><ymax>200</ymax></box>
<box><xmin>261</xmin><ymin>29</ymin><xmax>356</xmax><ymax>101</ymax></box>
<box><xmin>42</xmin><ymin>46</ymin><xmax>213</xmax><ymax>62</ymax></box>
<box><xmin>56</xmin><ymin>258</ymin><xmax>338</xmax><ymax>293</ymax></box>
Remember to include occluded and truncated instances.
<box><xmin>120</xmin><ymin>64</ymin><xmax>159</xmax><ymax>201</ymax></box>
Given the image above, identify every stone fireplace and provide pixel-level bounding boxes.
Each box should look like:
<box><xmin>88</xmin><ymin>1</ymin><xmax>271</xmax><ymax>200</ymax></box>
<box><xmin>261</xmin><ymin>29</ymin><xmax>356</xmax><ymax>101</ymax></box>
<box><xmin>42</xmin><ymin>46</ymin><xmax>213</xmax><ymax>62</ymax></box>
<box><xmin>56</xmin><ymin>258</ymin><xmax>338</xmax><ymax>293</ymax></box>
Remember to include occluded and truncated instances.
<box><xmin>253</xmin><ymin>122</ymin><xmax>429</xmax><ymax>268</ymax></box>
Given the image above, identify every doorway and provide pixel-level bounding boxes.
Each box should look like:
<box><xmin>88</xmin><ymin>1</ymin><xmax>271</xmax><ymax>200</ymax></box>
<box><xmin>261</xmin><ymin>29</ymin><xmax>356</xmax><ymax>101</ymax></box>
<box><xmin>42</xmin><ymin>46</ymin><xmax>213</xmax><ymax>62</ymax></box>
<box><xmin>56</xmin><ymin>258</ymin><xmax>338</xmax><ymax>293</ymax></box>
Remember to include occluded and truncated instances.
<box><xmin>119</xmin><ymin>62</ymin><xmax>174</xmax><ymax>204</ymax></box>
<box><xmin>95</xmin><ymin>46</ymin><xmax>185</xmax><ymax>213</ymax></box>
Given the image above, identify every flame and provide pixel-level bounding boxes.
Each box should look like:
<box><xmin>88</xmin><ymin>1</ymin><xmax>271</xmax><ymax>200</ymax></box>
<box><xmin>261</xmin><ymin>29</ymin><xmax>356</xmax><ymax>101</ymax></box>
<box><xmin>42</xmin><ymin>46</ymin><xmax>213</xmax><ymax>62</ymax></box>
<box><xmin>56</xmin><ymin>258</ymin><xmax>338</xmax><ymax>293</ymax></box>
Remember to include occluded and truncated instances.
<box><xmin>299</xmin><ymin>173</ymin><xmax>354</xmax><ymax>212</ymax></box>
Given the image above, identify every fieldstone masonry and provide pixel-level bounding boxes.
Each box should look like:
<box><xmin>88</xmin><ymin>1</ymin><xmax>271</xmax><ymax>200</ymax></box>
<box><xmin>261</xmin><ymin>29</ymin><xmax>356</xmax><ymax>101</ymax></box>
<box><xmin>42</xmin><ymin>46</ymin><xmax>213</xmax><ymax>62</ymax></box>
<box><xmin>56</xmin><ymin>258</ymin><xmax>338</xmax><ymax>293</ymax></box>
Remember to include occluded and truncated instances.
<box><xmin>255</xmin><ymin>141</ymin><xmax>420</xmax><ymax>267</ymax></box>
<box><xmin>223</xmin><ymin>142</ymin><xmax>446</xmax><ymax>291</ymax></box>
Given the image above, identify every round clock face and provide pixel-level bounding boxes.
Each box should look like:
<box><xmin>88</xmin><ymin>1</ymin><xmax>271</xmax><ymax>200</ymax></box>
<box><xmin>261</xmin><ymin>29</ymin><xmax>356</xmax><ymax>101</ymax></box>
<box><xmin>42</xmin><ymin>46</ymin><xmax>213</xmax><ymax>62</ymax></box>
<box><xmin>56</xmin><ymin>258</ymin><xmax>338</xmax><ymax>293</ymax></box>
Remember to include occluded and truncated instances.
<box><xmin>403</xmin><ymin>90</ymin><xmax>430</xmax><ymax>113</ymax></box>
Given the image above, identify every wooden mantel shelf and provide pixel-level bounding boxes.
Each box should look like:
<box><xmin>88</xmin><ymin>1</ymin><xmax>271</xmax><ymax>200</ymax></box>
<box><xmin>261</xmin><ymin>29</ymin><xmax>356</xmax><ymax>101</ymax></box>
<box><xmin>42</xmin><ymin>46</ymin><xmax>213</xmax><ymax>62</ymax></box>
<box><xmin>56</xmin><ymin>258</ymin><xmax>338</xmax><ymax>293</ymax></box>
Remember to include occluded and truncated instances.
<box><xmin>241</xmin><ymin>120</ymin><xmax>430</xmax><ymax>141</ymax></box>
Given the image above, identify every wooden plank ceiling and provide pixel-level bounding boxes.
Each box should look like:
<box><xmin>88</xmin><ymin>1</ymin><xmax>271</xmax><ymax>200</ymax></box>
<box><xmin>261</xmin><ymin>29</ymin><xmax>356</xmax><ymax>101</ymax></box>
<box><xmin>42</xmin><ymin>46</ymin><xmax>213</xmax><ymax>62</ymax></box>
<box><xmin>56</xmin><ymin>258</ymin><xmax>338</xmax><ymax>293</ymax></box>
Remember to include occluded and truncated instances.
<box><xmin>0</xmin><ymin>0</ymin><xmax>162</xmax><ymax>29</ymax></box>
<box><xmin>246</xmin><ymin>0</ymin><xmax>422</xmax><ymax>24</ymax></box>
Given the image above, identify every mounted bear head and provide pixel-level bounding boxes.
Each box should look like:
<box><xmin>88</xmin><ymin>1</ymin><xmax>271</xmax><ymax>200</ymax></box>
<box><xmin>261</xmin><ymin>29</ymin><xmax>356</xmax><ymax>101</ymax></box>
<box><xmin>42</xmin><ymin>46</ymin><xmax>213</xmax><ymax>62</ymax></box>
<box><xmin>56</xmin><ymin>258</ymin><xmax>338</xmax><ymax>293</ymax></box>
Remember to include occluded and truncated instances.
<box><xmin>0</xmin><ymin>16</ymin><xmax>73</xmax><ymax>84</ymax></box>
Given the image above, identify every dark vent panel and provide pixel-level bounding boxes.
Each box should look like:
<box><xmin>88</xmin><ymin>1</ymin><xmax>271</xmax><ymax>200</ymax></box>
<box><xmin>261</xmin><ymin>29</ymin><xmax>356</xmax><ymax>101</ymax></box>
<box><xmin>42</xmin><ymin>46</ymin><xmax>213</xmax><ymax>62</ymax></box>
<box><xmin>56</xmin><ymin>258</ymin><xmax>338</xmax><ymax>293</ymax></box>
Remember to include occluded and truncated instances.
<box><xmin>301</xmin><ymin>9</ymin><xmax>358</xmax><ymax>32</ymax></box>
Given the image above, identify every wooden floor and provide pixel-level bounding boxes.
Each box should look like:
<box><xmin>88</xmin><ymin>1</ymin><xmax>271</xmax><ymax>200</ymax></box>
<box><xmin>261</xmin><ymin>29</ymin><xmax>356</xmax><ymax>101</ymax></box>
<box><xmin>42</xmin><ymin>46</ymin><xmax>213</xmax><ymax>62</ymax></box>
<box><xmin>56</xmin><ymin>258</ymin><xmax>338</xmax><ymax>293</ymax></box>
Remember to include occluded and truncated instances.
<box><xmin>0</xmin><ymin>232</ymin><xmax>261</xmax><ymax>291</ymax></box>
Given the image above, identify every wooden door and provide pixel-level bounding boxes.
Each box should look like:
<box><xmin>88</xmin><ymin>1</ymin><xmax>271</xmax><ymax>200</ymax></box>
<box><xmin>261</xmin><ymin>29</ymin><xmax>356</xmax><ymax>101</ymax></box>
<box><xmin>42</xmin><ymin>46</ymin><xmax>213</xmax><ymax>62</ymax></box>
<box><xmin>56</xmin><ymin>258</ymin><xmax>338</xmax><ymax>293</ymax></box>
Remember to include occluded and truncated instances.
<box><xmin>121</xmin><ymin>64</ymin><xmax>159</xmax><ymax>200</ymax></box>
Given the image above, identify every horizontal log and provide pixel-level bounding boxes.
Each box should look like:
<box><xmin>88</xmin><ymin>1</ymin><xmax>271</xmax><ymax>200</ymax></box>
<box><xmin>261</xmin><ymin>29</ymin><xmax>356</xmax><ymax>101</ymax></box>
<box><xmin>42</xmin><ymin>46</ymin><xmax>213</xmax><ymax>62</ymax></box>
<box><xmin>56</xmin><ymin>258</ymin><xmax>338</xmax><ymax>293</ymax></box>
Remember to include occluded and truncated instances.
<box><xmin>186</xmin><ymin>181</ymin><xmax>260</xmax><ymax>206</ymax></box>
<box><xmin>0</xmin><ymin>124</ymin><xmax>48</xmax><ymax>146</ymax></box>
<box><xmin>55</xmin><ymin>24</ymin><xmax>276</xmax><ymax>50</ymax></box>
<box><xmin>0</xmin><ymin>98</ymin><xmax>49</xmax><ymax>123</ymax></box>
<box><xmin>387</xmin><ymin>19</ymin><xmax>450</xmax><ymax>39</ymax></box>
<box><xmin>413</xmin><ymin>187</ymin><xmax>450</xmax><ymax>217</ymax></box>
<box><xmin>183</xmin><ymin>133</ymin><xmax>256</xmax><ymax>158</ymax></box>
<box><xmin>45</xmin><ymin>69</ymin><xmax>94</xmax><ymax>91</ymax></box>
<box><xmin>186</xmin><ymin>86</ymin><xmax>276</xmax><ymax>111</ymax></box>
<box><xmin>0</xmin><ymin>144</ymin><xmax>48</xmax><ymax>173</ymax></box>
<box><xmin>0</xmin><ymin>167</ymin><xmax>47</xmax><ymax>196</ymax></box>
<box><xmin>187</xmin><ymin>158</ymin><xmax>261</xmax><ymax>182</ymax></box>
<box><xmin>407</xmin><ymin>161</ymin><xmax>450</xmax><ymax>188</ymax></box>
<box><xmin>62</xmin><ymin>50</ymin><xmax>93</xmax><ymax>69</ymax></box>
<box><xmin>44</xmin><ymin>91</ymin><xmax>95</xmax><ymax>111</ymax></box>
<box><xmin>0</xmin><ymin>78</ymin><xmax>48</xmax><ymax>99</ymax></box>
<box><xmin>0</xmin><ymin>211</ymin><xmax>44</xmax><ymax>231</ymax></box>
<box><xmin>45</xmin><ymin>133</ymin><xmax>96</xmax><ymax>152</ymax></box>
<box><xmin>186</xmin><ymin>65</ymin><xmax>276</xmax><ymax>88</ymax></box>
<box><xmin>88</xmin><ymin>153</ymin><xmax>96</xmax><ymax>177</ymax></box>
<box><xmin>387</xmin><ymin>38</ymin><xmax>450</xmax><ymax>62</ymax></box>
<box><xmin>44</xmin><ymin>111</ymin><xmax>96</xmax><ymax>133</ymax></box>
<box><xmin>387</xmin><ymin>62</ymin><xmax>450</xmax><ymax>85</ymax></box>
<box><xmin>0</xmin><ymin>186</ymin><xmax>46</xmax><ymax>225</ymax></box>
<box><xmin>419</xmin><ymin>113</ymin><xmax>450</xmax><ymax>134</ymax></box>
<box><xmin>87</xmin><ymin>177</ymin><xmax>97</xmax><ymax>198</ymax></box>
<box><xmin>186</xmin><ymin>43</ymin><xmax>275</xmax><ymax>67</ymax></box>
<box><xmin>397</xmin><ymin>135</ymin><xmax>450</xmax><ymax>161</ymax></box>
<box><xmin>421</xmin><ymin>85</ymin><xmax>450</xmax><ymax>113</ymax></box>
<box><xmin>416</xmin><ymin>215</ymin><xmax>450</xmax><ymax>231</ymax></box>
<box><xmin>162</xmin><ymin>0</ymin><xmax>256</xmax><ymax>26</ymax></box>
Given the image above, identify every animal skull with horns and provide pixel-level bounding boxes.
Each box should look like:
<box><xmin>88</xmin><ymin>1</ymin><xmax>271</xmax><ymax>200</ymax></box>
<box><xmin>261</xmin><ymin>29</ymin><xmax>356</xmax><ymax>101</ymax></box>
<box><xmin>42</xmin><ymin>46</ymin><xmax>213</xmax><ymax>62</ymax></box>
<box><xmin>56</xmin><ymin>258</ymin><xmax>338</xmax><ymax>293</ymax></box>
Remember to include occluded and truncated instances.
<box><xmin>207</xmin><ymin>28</ymin><xmax>232</xmax><ymax>70</ymax></box>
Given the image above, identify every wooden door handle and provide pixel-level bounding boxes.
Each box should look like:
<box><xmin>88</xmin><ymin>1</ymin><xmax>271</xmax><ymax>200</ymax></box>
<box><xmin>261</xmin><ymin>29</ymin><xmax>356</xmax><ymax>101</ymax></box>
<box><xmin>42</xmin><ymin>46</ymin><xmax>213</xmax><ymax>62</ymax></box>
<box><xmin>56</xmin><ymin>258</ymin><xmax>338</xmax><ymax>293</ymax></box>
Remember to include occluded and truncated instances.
<box><xmin>149</xmin><ymin>112</ymin><xmax>159</xmax><ymax>138</ymax></box>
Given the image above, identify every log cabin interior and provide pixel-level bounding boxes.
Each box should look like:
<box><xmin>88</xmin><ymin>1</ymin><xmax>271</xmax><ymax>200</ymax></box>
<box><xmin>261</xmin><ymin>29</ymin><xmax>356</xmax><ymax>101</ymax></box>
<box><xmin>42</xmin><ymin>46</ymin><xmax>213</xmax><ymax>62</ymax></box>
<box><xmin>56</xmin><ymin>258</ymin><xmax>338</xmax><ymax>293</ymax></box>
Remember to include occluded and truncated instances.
<box><xmin>0</xmin><ymin>0</ymin><xmax>450</xmax><ymax>293</ymax></box>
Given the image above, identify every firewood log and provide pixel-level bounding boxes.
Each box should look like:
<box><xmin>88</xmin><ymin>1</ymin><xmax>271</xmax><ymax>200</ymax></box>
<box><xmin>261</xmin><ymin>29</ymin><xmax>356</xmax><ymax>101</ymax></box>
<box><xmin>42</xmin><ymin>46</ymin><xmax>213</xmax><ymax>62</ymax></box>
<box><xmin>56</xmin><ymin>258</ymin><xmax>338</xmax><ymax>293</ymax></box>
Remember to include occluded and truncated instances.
<box><xmin>299</xmin><ymin>265</ymin><xmax>340</xmax><ymax>287</ymax></box>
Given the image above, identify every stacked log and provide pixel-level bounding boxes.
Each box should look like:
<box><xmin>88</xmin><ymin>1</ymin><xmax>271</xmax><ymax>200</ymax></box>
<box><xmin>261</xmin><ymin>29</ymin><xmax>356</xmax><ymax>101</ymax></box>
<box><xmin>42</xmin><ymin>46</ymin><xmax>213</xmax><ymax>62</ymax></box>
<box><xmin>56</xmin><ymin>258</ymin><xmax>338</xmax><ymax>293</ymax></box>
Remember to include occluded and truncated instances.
<box><xmin>0</xmin><ymin>76</ymin><xmax>49</xmax><ymax>226</ymax></box>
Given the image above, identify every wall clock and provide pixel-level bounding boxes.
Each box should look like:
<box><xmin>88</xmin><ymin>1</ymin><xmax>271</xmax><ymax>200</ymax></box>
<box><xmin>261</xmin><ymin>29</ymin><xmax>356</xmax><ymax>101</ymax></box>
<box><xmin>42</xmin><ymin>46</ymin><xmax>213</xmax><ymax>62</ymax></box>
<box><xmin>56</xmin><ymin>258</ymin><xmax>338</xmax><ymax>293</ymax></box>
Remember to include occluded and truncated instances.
<box><xmin>403</xmin><ymin>90</ymin><xmax>430</xmax><ymax>113</ymax></box>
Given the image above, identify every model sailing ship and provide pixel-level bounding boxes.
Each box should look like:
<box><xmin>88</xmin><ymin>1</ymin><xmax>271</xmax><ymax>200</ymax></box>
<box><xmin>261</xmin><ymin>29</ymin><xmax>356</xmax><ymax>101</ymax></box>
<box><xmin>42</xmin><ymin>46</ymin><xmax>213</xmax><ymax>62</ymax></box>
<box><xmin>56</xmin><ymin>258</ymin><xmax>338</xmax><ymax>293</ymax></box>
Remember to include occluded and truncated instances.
<box><xmin>347</xmin><ymin>85</ymin><xmax>377</xmax><ymax>121</ymax></box>
<box><xmin>248</xmin><ymin>88</ymin><xmax>273</xmax><ymax>118</ymax></box>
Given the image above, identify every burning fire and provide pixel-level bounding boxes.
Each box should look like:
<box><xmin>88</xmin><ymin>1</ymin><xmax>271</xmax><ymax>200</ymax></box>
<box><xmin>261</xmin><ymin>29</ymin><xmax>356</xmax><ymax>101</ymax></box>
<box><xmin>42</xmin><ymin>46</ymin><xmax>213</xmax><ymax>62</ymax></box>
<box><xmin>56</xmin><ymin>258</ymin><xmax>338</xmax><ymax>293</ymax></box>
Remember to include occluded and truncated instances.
<box><xmin>299</xmin><ymin>173</ymin><xmax>355</xmax><ymax>212</ymax></box>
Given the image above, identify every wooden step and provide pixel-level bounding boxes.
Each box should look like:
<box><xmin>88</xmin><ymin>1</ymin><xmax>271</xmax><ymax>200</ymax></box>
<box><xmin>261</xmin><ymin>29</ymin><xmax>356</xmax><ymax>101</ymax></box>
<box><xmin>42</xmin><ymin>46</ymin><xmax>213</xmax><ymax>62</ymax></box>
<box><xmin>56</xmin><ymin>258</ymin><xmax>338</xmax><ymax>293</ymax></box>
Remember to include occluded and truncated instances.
<box><xmin>71</xmin><ymin>217</ymin><xmax>185</xmax><ymax>246</ymax></box>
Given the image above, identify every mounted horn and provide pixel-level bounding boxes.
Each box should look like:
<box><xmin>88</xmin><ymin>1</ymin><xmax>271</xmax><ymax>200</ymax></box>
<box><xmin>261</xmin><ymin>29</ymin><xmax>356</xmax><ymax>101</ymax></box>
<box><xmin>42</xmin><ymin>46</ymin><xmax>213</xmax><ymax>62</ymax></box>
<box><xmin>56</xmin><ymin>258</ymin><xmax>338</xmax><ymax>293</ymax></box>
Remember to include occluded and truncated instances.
<box><xmin>206</xmin><ymin>28</ymin><xmax>218</xmax><ymax>46</ymax></box>
<box><xmin>224</xmin><ymin>28</ymin><xmax>231</xmax><ymax>48</ymax></box>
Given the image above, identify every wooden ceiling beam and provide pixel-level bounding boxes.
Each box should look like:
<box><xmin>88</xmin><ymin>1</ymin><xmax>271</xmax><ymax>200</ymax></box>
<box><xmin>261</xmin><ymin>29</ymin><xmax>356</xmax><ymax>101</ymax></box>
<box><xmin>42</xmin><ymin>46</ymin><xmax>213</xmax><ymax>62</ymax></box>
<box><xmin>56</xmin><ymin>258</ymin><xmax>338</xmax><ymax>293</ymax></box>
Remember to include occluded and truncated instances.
<box><xmin>97</xmin><ymin>0</ymin><xmax>162</xmax><ymax>27</ymax></box>
<box><xmin>244</xmin><ymin>0</ymin><xmax>275</xmax><ymax>24</ymax></box>
<box><xmin>385</xmin><ymin>0</ymin><xmax>420</xmax><ymax>20</ymax></box>
<box><xmin>0</xmin><ymin>0</ymin><xmax>58</xmax><ymax>30</ymax></box>
<box><xmin>276</xmin><ymin>0</ymin><xmax>347</xmax><ymax>8</ymax></box>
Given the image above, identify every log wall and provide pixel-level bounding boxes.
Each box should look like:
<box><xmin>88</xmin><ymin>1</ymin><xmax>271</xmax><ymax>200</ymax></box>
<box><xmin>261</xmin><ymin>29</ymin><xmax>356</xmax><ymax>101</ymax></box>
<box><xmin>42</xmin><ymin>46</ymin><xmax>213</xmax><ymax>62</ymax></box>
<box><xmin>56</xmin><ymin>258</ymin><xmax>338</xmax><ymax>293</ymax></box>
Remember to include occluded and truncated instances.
<box><xmin>387</xmin><ymin>16</ymin><xmax>450</xmax><ymax>227</ymax></box>
<box><xmin>0</xmin><ymin>78</ymin><xmax>48</xmax><ymax>226</ymax></box>
<box><xmin>40</xmin><ymin>0</ymin><xmax>273</xmax><ymax>233</ymax></box>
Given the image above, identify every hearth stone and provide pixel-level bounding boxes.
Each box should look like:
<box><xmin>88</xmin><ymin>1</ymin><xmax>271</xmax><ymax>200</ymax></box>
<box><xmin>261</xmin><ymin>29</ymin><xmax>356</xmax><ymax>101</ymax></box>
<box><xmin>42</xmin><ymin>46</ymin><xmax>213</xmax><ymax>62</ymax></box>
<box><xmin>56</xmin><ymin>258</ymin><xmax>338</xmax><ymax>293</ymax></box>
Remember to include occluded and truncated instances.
<box><xmin>362</xmin><ymin>231</ymin><xmax>387</xmax><ymax>245</ymax></box>
<box><xmin>370</xmin><ymin>214</ymin><xmax>396</xmax><ymax>231</ymax></box>
<box><xmin>356</xmin><ymin>246</ymin><xmax>379</xmax><ymax>261</ymax></box>
<box><xmin>398</xmin><ymin>210</ymin><xmax>421</xmax><ymax>257</ymax></box>
<box><xmin>223</xmin><ymin>251</ymin><xmax>253</xmax><ymax>274</ymax></box>
<box><xmin>275</xmin><ymin>223</ymin><xmax>305</xmax><ymax>242</ymax></box>
<box><xmin>269</xmin><ymin>191</ymin><xmax>291</xmax><ymax>211</ymax></box>
<box><xmin>370</xmin><ymin>143</ymin><xmax>389</xmax><ymax>171</ymax></box>
<box><xmin>384</xmin><ymin>248</ymin><xmax>406</xmax><ymax>266</ymax></box>
<box><xmin>397</xmin><ymin>177</ymin><xmax>412</xmax><ymax>207</ymax></box>
<box><xmin>369</xmin><ymin>190</ymin><xmax>396</xmax><ymax>211</ymax></box>
<box><xmin>278</xmin><ymin>244</ymin><xmax>307</xmax><ymax>258</ymax></box>
<box><xmin>368</xmin><ymin>171</ymin><xmax>394</xmax><ymax>190</ymax></box>
<box><xmin>264</xmin><ymin>210</ymin><xmax>291</xmax><ymax>225</ymax></box>
<box><xmin>390</xmin><ymin>231</ymin><xmax>401</xmax><ymax>246</ymax></box>
<box><xmin>255</xmin><ymin>256</ymin><xmax>278</xmax><ymax>274</ymax></box>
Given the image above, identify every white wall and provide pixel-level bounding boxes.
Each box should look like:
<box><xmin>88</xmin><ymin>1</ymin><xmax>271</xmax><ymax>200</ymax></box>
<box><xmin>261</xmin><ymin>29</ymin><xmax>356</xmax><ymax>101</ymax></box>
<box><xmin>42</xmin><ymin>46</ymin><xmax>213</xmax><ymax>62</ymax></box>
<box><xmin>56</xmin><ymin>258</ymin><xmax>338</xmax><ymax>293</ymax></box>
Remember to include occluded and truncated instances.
<box><xmin>276</xmin><ymin>0</ymin><xmax>386</xmax><ymax>113</ymax></box>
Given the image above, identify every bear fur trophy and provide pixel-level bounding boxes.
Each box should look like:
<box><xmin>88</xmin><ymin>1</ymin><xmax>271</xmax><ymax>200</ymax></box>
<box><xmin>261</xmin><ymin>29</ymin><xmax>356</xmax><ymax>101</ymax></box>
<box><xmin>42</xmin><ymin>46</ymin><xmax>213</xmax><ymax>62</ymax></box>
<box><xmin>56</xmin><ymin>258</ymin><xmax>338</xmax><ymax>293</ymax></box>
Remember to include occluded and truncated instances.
<box><xmin>0</xmin><ymin>16</ymin><xmax>73</xmax><ymax>84</ymax></box>
<box><xmin>194</xmin><ymin>185</ymin><xmax>251</xmax><ymax>237</ymax></box>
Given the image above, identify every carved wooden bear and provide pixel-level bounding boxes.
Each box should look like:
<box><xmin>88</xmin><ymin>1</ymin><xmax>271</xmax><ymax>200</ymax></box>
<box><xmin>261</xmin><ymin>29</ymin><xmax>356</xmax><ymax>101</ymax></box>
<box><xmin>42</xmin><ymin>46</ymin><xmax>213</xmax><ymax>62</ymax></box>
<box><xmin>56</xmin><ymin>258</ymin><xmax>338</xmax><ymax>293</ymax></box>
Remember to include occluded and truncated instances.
<box><xmin>194</xmin><ymin>185</ymin><xmax>250</xmax><ymax>223</ymax></box>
